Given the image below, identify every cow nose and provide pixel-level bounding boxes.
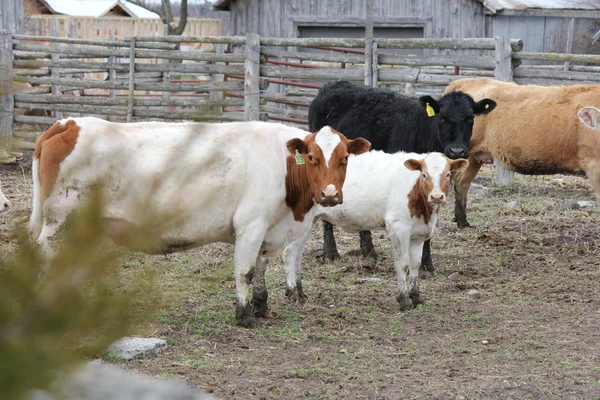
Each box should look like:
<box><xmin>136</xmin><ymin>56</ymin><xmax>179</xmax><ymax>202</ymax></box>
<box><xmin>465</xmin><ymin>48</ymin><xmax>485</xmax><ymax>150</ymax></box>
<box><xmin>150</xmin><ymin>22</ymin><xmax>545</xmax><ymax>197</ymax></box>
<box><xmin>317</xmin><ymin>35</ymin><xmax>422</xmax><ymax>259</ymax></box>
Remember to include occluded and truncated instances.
<box><xmin>449</xmin><ymin>147</ymin><xmax>466</xmax><ymax>158</ymax></box>
<box><xmin>321</xmin><ymin>185</ymin><xmax>338</xmax><ymax>198</ymax></box>
<box><xmin>430</xmin><ymin>193</ymin><xmax>445</xmax><ymax>203</ymax></box>
<box><xmin>2</xmin><ymin>201</ymin><xmax>9</xmax><ymax>211</ymax></box>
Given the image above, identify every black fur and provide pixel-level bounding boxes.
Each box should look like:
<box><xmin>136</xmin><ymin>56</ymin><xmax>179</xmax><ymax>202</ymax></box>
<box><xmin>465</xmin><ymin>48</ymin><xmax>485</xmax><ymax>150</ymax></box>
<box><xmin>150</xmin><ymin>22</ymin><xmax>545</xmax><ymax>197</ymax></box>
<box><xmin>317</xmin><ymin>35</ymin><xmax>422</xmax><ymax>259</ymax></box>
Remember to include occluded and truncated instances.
<box><xmin>309</xmin><ymin>81</ymin><xmax>497</xmax><ymax>274</ymax></box>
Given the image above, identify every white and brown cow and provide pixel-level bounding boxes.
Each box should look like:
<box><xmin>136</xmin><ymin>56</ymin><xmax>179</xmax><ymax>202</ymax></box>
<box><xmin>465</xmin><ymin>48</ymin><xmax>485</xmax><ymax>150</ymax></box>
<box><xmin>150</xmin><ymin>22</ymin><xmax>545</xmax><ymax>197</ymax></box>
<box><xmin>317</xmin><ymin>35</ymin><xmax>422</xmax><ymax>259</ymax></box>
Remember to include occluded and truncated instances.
<box><xmin>28</xmin><ymin>117</ymin><xmax>370</xmax><ymax>327</ymax></box>
<box><xmin>0</xmin><ymin>180</ymin><xmax>10</xmax><ymax>213</ymax></box>
<box><xmin>282</xmin><ymin>151</ymin><xmax>468</xmax><ymax>310</ymax></box>
<box><xmin>444</xmin><ymin>78</ymin><xmax>600</xmax><ymax>227</ymax></box>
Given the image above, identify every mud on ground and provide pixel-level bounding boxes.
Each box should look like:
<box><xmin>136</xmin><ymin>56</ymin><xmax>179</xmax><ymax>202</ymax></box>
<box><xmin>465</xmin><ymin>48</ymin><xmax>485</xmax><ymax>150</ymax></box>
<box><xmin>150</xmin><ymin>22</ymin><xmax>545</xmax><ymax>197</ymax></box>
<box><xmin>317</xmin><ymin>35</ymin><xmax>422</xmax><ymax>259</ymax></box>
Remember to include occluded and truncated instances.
<box><xmin>1</xmin><ymin>154</ymin><xmax>599</xmax><ymax>399</ymax></box>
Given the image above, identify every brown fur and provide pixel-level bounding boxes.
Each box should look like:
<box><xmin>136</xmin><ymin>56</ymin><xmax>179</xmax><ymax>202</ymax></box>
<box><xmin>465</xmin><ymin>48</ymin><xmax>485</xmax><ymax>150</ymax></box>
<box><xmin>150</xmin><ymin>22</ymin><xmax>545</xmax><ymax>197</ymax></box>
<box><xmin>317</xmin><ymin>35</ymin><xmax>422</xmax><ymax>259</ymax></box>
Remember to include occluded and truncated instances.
<box><xmin>285</xmin><ymin>129</ymin><xmax>371</xmax><ymax>221</ymax></box>
<box><xmin>406</xmin><ymin>158</ymin><xmax>435</xmax><ymax>224</ymax></box>
<box><xmin>445</xmin><ymin>78</ymin><xmax>600</xmax><ymax>226</ymax></box>
<box><xmin>34</xmin><ymin>120</ymin><xmax>80</xmax><ymax>200</ymax></box>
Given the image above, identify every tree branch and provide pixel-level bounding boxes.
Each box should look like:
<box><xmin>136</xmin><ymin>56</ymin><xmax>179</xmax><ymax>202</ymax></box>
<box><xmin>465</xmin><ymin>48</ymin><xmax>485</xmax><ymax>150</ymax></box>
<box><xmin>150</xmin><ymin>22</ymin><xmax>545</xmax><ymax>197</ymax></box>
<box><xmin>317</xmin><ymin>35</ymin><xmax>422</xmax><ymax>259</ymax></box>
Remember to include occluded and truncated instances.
<box><xmin>173</xmin><ymin>0</ymin><xmax>188</xmax><ymax>36</ymax></box>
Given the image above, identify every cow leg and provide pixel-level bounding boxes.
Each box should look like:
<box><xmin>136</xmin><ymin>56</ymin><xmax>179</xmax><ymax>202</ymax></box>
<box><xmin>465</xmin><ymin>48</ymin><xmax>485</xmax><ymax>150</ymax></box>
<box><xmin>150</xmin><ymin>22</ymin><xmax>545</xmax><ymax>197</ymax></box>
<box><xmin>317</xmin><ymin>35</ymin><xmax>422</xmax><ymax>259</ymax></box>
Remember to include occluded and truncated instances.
<box><xmin>408</xmin><ymin>240</ymin><xmax>425</xmax><ymax>307</ymax></box>
<box><xmin>321</xmin><ymin>220</ymin><xmax>340</xmax><ymax>262</ymax></box>
<box><xmin>388</xmin><ymin>222</ymin><xmax>412</xmax><ymax>311</ymax></box>
<box><xmin>419</xmin><ymin>239</ymin><xmax>435</xmax><ymax>279</ymax></box>
<box><xmin>454</xmin><ymin>157</ymin><xmax>482</xmax><ymax>228</ymax></box>
<box><xmin>359</xmin><ymin>230</ymin><xmax>378</xmax><ymax>264</ymax></box>
<box><xmin>284</xmin><ymin>226</ymin><xmax>312</xmax><ymax>303</ymax></box>
<box><xmin>252</xmin><ymin>256</ymin><xmax>271</xmax><ymax>318</ymax></box>
<box><xmin>233</xmin><ymin>222</ymin><xmax>268</xmax><ymax>328</ymax></box>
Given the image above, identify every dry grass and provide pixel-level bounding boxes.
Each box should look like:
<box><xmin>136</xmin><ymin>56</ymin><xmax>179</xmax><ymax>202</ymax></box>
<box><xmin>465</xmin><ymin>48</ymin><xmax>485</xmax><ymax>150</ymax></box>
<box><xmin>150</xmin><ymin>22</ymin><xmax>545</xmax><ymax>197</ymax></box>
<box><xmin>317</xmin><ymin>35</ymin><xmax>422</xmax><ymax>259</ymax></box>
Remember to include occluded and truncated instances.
<box><xmin>2</xmin><ymin>154</ymin><xmax>600</xmax><ymax>399</ymax></box>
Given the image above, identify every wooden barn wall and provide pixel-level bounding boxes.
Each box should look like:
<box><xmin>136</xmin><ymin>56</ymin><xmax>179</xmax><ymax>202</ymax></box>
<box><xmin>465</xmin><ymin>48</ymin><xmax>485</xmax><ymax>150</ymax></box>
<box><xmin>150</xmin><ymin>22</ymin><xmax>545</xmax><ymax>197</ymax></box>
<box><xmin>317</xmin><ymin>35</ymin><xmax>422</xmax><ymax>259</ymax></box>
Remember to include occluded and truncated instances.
<box><xmin>228</xmin><ymin>0</ymin><xmax>487</xmax><ymax>41</ymax></box>
<box><xmin>1</xmin><ymin>0</ymin><xmax>25</xmax><ymax>34</ymax></box>
<box><xmin>491</xmin><ymin>15</ymin><xmax>600</xmax><ymax>58</ymax></box>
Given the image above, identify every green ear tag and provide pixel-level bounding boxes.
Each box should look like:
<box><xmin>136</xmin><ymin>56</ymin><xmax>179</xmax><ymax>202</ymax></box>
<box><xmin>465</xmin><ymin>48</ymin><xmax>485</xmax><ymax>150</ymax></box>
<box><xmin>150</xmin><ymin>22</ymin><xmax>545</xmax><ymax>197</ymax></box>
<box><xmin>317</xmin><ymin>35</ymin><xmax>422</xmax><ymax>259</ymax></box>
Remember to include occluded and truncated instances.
<box><xmin>294</xmin><ymin>149</ymin><xmax>305</xmax><ymax>165</ymax></box>
<box><xmin>426</xmin><ymin>103</ymin><xmax>435</xmax><ymax>117</ymax></box>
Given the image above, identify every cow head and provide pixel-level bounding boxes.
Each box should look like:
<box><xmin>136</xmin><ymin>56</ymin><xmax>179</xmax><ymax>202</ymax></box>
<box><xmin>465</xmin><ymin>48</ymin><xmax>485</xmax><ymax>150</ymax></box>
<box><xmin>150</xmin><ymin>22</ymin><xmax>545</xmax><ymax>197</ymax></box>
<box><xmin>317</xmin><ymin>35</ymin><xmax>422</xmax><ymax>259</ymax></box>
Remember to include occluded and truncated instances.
<box><xmin>419</xmin><ymin>91</ymin><xmax>496</xmax><ymax>159</ymax></box>
<box><xmin>405</xmin><ymin>153</ymin><xmax>469</xmax><ymax>206</ymax></box>
<box><xmin>578</xmin><ymin>106</ymin><xmax>600</xmax><ymax>130</ymax></box>
<box><xmin>286</xmin><ymin>127</ymin><xmax>370</xmax><ymax>216</ymax></box>
<box><xmin>0</xmin><ymin>180</ymin><xmax>10</xmax><ymax>213</ymax></box>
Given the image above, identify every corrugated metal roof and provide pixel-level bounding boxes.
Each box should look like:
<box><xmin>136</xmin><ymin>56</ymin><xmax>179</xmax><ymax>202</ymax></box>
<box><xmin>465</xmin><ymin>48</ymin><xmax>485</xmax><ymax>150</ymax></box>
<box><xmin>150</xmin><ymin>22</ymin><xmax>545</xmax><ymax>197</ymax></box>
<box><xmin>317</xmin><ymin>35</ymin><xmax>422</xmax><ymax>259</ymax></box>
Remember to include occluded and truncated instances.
<box><xmin>481</xmin><ymin>0</ymin><xmax>600</xmax><ymax>13</ymax></box>
<box><xmin>43</xmin><ymin>0</ymin><xmax>160</xmax><ymax>18</ymax></box>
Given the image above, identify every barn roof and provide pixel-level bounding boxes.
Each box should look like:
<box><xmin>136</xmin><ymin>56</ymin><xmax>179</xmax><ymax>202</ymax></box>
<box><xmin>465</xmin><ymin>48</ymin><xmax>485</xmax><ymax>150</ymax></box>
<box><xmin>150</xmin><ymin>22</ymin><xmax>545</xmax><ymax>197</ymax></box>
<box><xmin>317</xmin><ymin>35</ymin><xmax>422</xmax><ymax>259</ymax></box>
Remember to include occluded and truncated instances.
<box><xmin>481</xmin><ymin>0</ymin><xmax>600</xmax><ymax>13</ymax></box>
<box><xmin>40</xmin><ymin>0</ymin><xmax>160</xmax><ymax>18</ymax></box>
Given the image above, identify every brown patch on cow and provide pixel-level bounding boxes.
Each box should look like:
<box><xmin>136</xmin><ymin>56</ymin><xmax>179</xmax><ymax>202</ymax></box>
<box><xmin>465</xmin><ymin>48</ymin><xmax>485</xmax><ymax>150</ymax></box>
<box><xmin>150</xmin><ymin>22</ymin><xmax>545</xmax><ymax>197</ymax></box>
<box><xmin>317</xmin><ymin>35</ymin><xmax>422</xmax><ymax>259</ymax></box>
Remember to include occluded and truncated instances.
<box><xmin>285</xmin><ymin>150</ymin><xmax>315</xmax><ymax>222</ymax></box>
<box><xmin>35</xmin><ymin>120</ymin><xmax>81</xmax><ymax>200</ymax></box>
<box><xmin>406</xmin><ymin>159</ymin><xmax>434</xmax><ymax>225</ymax></box>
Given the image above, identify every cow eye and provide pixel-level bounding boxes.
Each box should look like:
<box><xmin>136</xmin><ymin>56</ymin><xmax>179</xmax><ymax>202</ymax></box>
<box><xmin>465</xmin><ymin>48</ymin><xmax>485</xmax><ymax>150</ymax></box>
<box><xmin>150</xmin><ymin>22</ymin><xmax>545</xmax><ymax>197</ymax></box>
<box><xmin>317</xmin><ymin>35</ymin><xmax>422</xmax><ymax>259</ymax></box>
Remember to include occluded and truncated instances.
<box><xmin>422</xmin><ymin>173</ymin><xmax>427</xmax><ymax>179</ymax></box>
<box><xmin>308</xmin><ymin>154</ymin><xmax>314</xmax><ymax>162</ymax></box>
<box><xmin>446</xmin><ymin>172</ymin><xmax>451</xmax><ymax>178</ymax></box>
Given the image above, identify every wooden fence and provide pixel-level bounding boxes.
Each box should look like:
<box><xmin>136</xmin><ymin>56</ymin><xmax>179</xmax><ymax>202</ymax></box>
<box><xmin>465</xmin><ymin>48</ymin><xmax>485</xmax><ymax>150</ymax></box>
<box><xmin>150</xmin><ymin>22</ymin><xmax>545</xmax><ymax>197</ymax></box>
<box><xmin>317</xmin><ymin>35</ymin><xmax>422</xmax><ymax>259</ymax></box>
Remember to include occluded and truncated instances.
<box><xmin>1</xmin><ymin>31</ymin><xmax>600</xmax><ymax>165</ymax></box>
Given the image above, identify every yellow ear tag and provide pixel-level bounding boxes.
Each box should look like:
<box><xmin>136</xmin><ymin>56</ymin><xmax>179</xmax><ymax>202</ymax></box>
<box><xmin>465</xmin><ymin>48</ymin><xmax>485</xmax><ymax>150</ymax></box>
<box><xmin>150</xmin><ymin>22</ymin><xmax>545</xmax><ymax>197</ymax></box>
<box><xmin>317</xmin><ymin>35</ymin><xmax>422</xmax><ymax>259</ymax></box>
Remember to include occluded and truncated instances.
<box><xmin>426</xmin><ymin>103</ymin><xmax>435</xmax><ymax>117</ymax></box>
<box><xmin>485</xmin><ymin>103</ymin><xmax>490</xmax><ymax>109</ymax></box>
<box><xmin>294</xmin><ymin>149</ymin><xmax>305</xmax><ymax>165</ymax></box>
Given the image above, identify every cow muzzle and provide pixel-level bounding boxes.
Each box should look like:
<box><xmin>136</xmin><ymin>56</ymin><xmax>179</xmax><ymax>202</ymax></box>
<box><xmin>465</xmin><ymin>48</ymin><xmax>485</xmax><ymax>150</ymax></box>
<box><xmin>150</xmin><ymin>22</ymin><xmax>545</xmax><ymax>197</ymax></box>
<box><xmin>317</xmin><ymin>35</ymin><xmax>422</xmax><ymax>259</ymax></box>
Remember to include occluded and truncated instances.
<box><xmin>428</xmin><ymin>192</ymin><xmax>446</xmax><ymax>205</ymax></box>
<box><xmin>319</xmin><ymin>184</ymin><xmax>341</xmax><ymax>206</ymax></box>
<box><xmin>0</xmin><ymin>199</ymin><xmax>10</xmax><ymax>213</ymax></box>
<box><xmin>445</xmin><ymin>146</ymin><xmax>468</xmax><ymax>159</ymax></box>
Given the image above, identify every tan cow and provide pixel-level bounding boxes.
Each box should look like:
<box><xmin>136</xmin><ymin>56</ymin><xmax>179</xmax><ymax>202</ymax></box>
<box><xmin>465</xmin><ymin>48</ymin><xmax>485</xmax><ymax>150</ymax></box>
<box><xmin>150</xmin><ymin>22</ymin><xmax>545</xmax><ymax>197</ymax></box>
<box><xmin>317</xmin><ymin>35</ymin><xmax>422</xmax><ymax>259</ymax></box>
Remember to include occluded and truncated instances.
<box><xmin>444</xmin><ymin>78</ymin><xmax>600</xmax><ymax>227</ymax></box>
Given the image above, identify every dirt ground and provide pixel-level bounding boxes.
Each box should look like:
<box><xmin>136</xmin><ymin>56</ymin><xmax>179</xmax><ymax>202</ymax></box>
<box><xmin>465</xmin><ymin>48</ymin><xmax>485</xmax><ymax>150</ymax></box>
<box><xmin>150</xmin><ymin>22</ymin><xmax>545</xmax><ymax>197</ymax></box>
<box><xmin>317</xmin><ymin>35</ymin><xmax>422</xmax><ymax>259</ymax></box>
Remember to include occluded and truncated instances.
<box><xmin>1</xmin><ymin>153</ymin><xmax>600</xmax><ymax>400</ymax></box>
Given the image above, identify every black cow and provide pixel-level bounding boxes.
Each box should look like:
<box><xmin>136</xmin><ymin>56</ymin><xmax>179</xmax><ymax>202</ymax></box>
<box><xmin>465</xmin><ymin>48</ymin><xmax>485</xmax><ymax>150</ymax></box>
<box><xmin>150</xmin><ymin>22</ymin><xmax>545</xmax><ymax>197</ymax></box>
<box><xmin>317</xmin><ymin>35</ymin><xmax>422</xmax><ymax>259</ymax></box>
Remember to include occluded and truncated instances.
<box><xmin>308</xmin><ymin>80</ymin><xmax>496</xmax><ymax>276</ymax></box>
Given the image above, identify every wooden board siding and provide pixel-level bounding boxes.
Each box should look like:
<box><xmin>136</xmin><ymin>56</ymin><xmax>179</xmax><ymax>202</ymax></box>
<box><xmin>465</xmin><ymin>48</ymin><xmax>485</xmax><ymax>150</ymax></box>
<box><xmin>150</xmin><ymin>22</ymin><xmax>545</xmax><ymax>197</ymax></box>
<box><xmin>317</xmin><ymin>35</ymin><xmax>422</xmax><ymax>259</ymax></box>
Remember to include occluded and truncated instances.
<box><xmin>1</xmin><ymin>0</ymin><xmax>25</xmax><ymax>34</ymax></box>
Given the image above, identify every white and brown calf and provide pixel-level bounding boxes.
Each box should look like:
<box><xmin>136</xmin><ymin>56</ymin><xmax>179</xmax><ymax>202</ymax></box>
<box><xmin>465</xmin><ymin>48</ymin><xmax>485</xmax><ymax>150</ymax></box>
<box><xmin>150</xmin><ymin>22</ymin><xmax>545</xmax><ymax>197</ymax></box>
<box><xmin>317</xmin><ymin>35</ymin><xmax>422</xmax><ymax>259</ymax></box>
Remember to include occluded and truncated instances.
<box><xmin>28</xmin><ymin>117</ymin><xmax>370</xmax><ymax>327</ymax></box>
<box><xmin>283</xmin><ymin>151</ymin><xmax>468</xmax><ymax>310</ymax></box>
<box><xmin>0</xmin><ymin>180</ymin><xmax>10</xmax><ymax>213</ymax></box>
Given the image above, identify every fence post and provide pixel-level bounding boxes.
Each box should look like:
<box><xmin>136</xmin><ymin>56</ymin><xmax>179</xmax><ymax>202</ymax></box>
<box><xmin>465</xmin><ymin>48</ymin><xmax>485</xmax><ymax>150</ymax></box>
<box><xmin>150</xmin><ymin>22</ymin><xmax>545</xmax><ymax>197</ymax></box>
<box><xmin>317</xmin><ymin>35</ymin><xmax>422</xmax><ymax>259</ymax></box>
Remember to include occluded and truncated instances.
<box><xmin>0</xmin><ymin>30</ymin><xmax>15</xmax><ymax>163</ymax></box>
<box><xmin>371</xmin><ymin>42</ymin><xmax>378</xmax><ymax>88</ymax></box>
<box><xmin>127</xmin><ymin>36</ymin><xmax>136</xmax><ymax>122</ymax></box>
<box><xmin>493</xmin><ymin>36</ymin><xmax>515</xmax><ymax>186</ymax></box>
<box><xmin>244</xmin><ymin>33</ymin><xmax>260</xmax><ymax>121</ymax></box>
<box><xmin>211</xmin><ymin>43</ymin><xmax>227</xmax><ymax>121</ymax></box>
<box><xmin>50</xmin><ymin>20</ymin><xmax>62</xmax><ymax>120</ymax></box>
<box><xmin>364</xmin><ymin>0</ymin><xmax>374</xmax><ymax>87</ymax></box>
<box><xmin>162</xmin><ymin>24</ymin><xmax>170</xmax><ymax>103</ymax></box>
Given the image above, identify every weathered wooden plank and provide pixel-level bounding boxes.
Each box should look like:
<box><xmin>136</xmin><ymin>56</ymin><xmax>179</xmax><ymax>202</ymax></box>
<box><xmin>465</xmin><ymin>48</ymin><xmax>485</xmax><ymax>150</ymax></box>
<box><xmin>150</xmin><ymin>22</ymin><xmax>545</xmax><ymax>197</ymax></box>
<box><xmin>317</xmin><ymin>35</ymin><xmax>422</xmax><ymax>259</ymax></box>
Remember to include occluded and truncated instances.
<box><xmin>375</xmin><ymin>38</ymin><xmax>523</xmax><ymax>52</ymax></box>
<box><xmin>261</xmin><ymin>47</ymin><xmax>364</xmax><ymax>64</ymax></box>
<box><xmin>127</xmin><ymin>35</ymin><xmax>247</xmax><ymax>45</ymax></box>
<box><xmin>378</xmin><ymin>54</ymin><xmax>496</xmax><ymax>69</ymax></box>
<box><xmin>133</xmin><ymin>109</ymin><xmax>245</xmax><ymax>121</ymax></box>
<box><xmin>135</xmin><ymin>81</ymin><xmax>244</xmax><ymax>92</ymax></box>
<box><xmin>15</xmin><ymin>101</ymin><xmax>128</xmax><ymax>116</ymax></box>
<box><xmin>244</xmin><ymin>33</ymin><xmax>261</xmax><ymax>121</ymax></box>
<box><xmin>127</xmin><ymin>36</ymin><xmax>135</xmax><ymax>122</ymax></box>
<box><xmin>513</xmin><ymin>68</ymin><xmax>600</xmax><ymax>83</ymax></box>
<box><xmin>514</xmin><ymin>52</ymin><xmax>600</xmax><ymax>64</ymax></box>
<box><xmin>260</xmin><ymin>65</ymin><xmax>363</xmax><ymax>80</ymax></box>
<box><xmin>261</xmin><ymin>93</ymin><xmax>312</xmax><ymax>106</ymax></box>
<box><xmin>0</xmin><ymin>30</ymin><xmax>14</xmax><ymax>163</ymax></box>
<box><xmin>13</xmin><ymin>115</ymin><xmax>57</xmax><ymax>125</ymax></box>
<box><xmin>15</xmin><ymin>75</ymin><xmax>129</xmax><ymax>89</ymax></box>
<box><xmin>260</xmin><ymin>106</ymin><xmax>309</xmax><ymax>120</ymax></box>
<box><xmin>13</xmin><ymin>34</ymin><xmax>178</xmax><ymax>49</ymax></box>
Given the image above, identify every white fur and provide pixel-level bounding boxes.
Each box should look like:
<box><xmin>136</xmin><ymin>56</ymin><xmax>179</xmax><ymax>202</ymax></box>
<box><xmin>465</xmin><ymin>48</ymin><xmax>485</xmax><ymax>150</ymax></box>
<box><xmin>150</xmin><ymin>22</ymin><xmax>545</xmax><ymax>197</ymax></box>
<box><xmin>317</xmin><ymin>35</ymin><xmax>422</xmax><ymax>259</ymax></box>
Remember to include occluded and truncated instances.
<box><xmin>285</xmin><ymin>151</ymin><xmax>453</xmax><ymax>307</ymax></box>
<box><xmin>314</xmin><ymin>126</ymin><xmax>341</xmax><ymax>167</ymax></box>
<box><xmin>28</xmin><ymin>158</ymin><xmax>42</xmax><ymax>237</ymax></box>
<box><xmin>579</xmin><ymin>106</ymin><xmax>600</xmax><ymax>130</ymax></box>
<box><xmin>0</xmin><ymin>180</ymin><xmax>9</xmax><ymax>213</ymax></box>
<box><xmin>29</xmin><ymin>117</ymin><xmax>343</xmax><ymax>321</ymax></box>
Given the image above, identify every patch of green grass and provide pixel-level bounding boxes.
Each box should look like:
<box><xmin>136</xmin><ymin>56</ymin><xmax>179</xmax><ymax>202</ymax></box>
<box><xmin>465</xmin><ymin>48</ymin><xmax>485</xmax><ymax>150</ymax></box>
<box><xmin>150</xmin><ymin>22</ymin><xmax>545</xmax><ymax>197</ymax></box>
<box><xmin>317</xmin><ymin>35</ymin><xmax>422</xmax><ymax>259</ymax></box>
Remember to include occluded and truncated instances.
<box><xmin>470</xmin><ymin>329</ymin><xmax>487</xmax><ymax>338</ymax></box>
<box><xmin>563</xmin><ymin>361</ymin><xmax>579</xmax><ymax>370</ymax></box>
<box><xmin>328</xmin><ymin>272</ymin><xmax>342</xmax><ymax>281</ymax></box>
<box><xmin>248</xmin><ymin>365</ymin><xmax>261</xmax><ymax>375</ymax></box>
<box><xmin>468</xmin><ymin>314</ymin><xmax>484</xmax><ymax>322</ymax></box>
<box><xmin>193</xmin><ymin>360</ymin><xmax>209</xmax><ymax>370</ymax></box>
<box><xmin>532</xmin><ymin>315</ymin><xmax>546</xmax><ymax>323</ymax></box>
<box><xmin>410</xmin><ymin>304</ymin><xmax>439</xmax><ymax>313</ymax></box>
<box><xmin>162</xmin><ymin>336</ymin><xmax>180</xmax><ymax>346</ymax></box>
<box><xmin>364</xmin><ymin>306</ymin><xmax>374</xmax><ymax>314</ymax></box>
<box><xmin>336</xmin><ymin>305</ymin><xmax>351</xmax><ymax>314</ymax></box>
<box><xmin>390</xmin><ymin>323</ymin><xmax>404</xmax><ymax>336</ymax></box>
<box><xmin>429</xmin><ymin>314</ymin><xmax>445</xmax><ymax>323</ymax></box>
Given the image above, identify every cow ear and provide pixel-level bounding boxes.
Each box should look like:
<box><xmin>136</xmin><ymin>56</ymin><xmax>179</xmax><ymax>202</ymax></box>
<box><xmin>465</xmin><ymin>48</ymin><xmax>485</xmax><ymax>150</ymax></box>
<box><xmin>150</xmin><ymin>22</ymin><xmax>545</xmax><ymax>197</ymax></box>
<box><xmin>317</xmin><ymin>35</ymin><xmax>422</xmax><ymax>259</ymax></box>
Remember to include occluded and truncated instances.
<box><xmin>286</xmin><ymin>138</ymin><xmax>308</xmax><ymax>155</ymax></box>
<box><xmin>578</xmin><ymin>107</ymin><xmax>600</xmax><ymax>129</ymax></box>
<box><xmin>418</xmin><ymin>96</ymin><xmax>440</xmax><ymax>116</ymax></box>
<box><xmin>347</xmin><ymin>138</ymin><xmax>371</xmax><ymax>155</ymax></box>
<box><xmin>450</xmin><ymin>158</ymin><xmax>469</xmax><ymax>172</ymax></box>
<box><xmin>473</xmin><ymin>98</ymin><xmax>496</xmax><ymax>115</ymax></box>
<box><xmin>404</xmin><ymin>159</ymin><xmax>422</xmax><ymax>171</ymax></box>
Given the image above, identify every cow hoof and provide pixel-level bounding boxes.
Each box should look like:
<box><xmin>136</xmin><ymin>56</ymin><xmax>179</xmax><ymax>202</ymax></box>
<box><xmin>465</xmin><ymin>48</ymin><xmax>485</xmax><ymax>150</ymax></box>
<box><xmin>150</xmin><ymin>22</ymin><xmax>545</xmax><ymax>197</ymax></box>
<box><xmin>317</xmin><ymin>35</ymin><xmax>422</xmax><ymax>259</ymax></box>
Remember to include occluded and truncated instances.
<box><xmin>410</xmin><ymin>293</ymin><xmax>424</xmax><ymax>307</ymax></box>
<box><xmin>396</xmin><ymin>294</ymin><xmax>413</xmax><ymax>311</ymax></box>
<box><xmin>235</xmin><ymin>301</ymin><xmax>256</xmax><ymax>328</ymax></box>
<box><xmin>456</xmin><ymin>221</ymin><xmax>471</xmax><ymax>228</ymax></box>
<box><xmin>252</xmin><ymin>301</ymin><xmax>270</xmax><ymax>318</ymax></box>
<box><xmin>419</xmin><ymin>269</ymin><xmax>434</xmax><ymax>280</ymax></box>
<box><xmin>285</xmin><ymin>287</ymin><xmax>307</xmax><ymax>304</ymax></box>
<box><xmin>318</xmin><ymin>250</ymin><xmax>340</xmax><ymax>263</ymax></box>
